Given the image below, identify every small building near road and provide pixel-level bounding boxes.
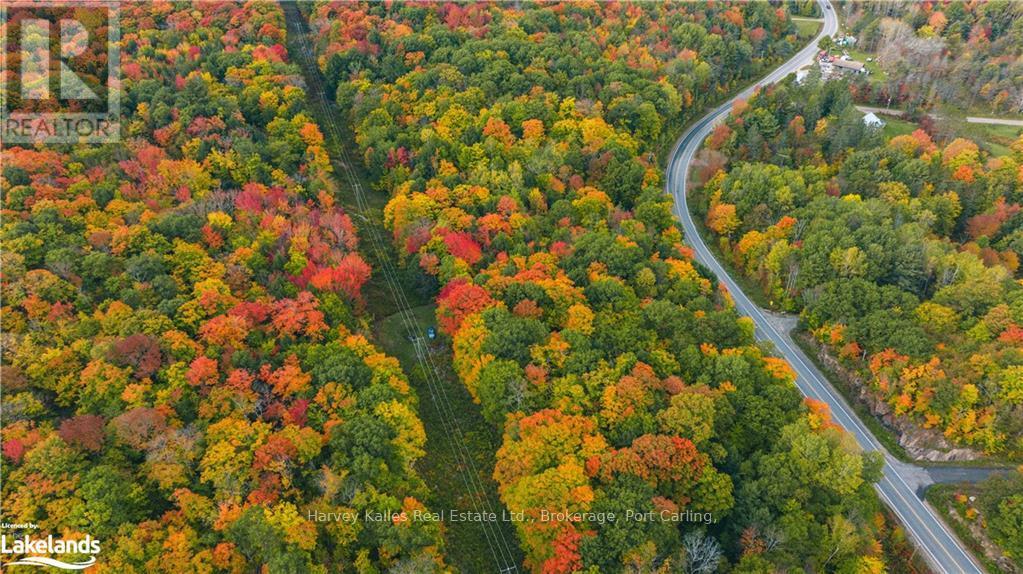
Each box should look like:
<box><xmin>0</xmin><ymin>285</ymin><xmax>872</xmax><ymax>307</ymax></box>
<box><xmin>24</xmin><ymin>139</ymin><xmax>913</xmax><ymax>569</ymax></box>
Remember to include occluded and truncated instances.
<box><xmin>862</xmin><ymin>112</ymin><xmax>886</xmax><ymax>128</ymax></box>
<box><xmin>832</xmin><ymin>59</ymin><xmax>866</xmax><ymax>74</ymax></box>
<box><xmin>835</xmin><ymin>35</ymin><xmax>857</xmax><ymax>47</ymax></box>
<box><xmin>819</xmin><ymin>56</ymin><xmax>868</xmax><ymax>80</ymax></box>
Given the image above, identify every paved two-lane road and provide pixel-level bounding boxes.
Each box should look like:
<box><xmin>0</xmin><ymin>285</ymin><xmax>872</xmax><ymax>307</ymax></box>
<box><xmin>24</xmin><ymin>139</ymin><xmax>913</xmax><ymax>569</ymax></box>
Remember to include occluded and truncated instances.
<box><xmin>665</xmin><ymin>2</ymin><xmax>984</xmax><ymax>572</ymax></box>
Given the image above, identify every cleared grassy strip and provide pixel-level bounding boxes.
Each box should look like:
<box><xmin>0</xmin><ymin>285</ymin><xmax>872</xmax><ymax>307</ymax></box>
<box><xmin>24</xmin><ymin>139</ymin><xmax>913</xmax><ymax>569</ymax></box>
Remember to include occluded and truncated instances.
<box><xmin>375</xmin><ymin>305</ymin><xmax>520</xmax><ymax>572</ymax></box>
<box><xmin>283</xmin><ymin>6</ymin><xmax>523</xmax><ymax>568</ymax></box>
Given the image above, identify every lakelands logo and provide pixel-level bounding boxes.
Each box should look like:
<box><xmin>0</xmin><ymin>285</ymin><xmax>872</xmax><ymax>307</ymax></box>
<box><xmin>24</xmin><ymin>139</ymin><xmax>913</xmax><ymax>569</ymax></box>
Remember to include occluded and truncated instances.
<box><xmin>0</xmin><ymin>535</ymin><xmax>100</xmax><ymax>570</ymax></box>
<box><xmin>1</xmin><ymin>0</ymin><xmax>120</xmax><ymax>143</ymax></box>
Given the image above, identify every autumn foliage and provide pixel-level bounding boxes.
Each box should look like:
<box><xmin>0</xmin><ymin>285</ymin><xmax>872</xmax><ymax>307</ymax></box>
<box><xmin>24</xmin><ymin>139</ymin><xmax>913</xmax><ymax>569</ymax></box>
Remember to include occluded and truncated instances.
<box><xmin>1</xmin><ymin>3</ymin><xmax>440</xmax><ymax>572</ymax></box>
<box><xmin>697</xmin><ymin>74</ymin><xmax>1023</xmax><ymax>457</ymax></box>
<box><xmin>309</xmin><ymin>1</ymin><xmax>895</xmax><ymax>571</ymax></box>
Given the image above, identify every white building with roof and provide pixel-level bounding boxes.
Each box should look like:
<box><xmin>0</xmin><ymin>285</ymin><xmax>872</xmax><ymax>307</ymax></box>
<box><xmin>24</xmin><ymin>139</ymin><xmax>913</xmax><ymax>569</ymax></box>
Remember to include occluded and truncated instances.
<box><xmin>862</xmin><ymin>112</ymin><xmax>886</xmax><ymax>128</ymax></box>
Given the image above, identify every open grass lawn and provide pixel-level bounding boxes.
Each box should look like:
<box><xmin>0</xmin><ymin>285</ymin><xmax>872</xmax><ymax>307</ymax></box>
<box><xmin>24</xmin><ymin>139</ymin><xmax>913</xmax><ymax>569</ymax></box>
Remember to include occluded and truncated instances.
<box><xmin>873</xmin><ymin>113</ymin><xmax>1019</xmax><ymax>158</ymax></box>
<box><xmin>793</xmin><ymin>18</ymin><xmax>822</xmax><ymax>39</ymax></box>
<box><xmin>879</xmin><ymin>115</ymin><xmax>918</xmax><ymax>139</ymax></box>
<box><xmin>966</xmin><ymin>122</ymin><xmax>1022</xmax><ymax>157</ymax></box>
<box><xmin>844</xmin><ymin>48</ymin><xmax>886</xmax><ymax>83</ymax></box>
<box><xmin>934</xmin><ymin>115</ymin><xmax>1023</xmax><ymax>157</ymax></box>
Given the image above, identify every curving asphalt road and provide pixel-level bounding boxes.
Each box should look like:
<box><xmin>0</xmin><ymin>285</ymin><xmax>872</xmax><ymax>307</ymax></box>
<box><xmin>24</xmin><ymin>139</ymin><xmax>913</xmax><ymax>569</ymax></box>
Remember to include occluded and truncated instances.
<box><xmin>665</xmin><ymin>2</ymin><xmax>984</xmax><ymax>573</ymax></box>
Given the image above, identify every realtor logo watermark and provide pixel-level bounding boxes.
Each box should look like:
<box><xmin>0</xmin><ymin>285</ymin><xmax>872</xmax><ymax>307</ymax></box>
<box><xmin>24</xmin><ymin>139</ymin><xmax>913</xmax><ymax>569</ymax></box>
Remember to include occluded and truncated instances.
<box><xmin>1</xmin><ymin>0</ymin><xmax>120</xmax><ymax>144</ymax></box>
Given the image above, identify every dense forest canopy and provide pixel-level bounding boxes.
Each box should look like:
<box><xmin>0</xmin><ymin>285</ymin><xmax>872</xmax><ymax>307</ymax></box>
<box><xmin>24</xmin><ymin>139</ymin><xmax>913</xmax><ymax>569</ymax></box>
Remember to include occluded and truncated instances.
<box><xmin>2</xmin><ymin>3</ymin><xmax>444</xmax><ymax>572</ymax></box>
<box><xmin>695</xmin><ymin>74</ymin><xmax>1023</xmax><ymax>457</ymax></box>
<box><xmin>7</xmin><ymin>0</ymin><xmax>1012</xmax><ymax>572</ymax></box>
<box><xmin>304</xmin><ymin>2</ymin><xmax>909</xmax><ymax>572</ymax></box>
